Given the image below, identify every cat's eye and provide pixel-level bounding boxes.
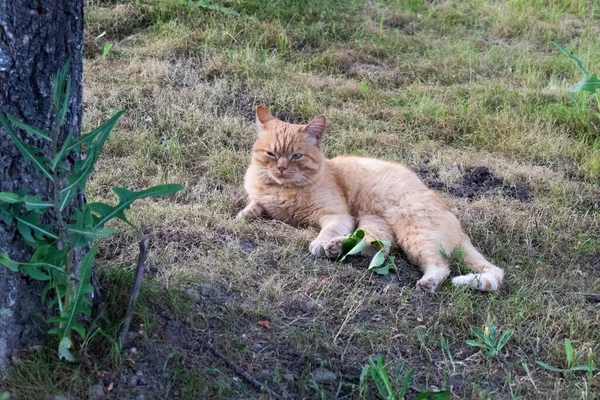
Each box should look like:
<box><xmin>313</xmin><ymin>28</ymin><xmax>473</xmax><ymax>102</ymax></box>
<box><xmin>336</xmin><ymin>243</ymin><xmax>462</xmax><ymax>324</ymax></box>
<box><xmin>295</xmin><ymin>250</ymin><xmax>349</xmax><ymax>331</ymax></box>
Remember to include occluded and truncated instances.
<box><xmin>291</xmin><ymin>153</ymin><xmax>303</xmax><ymax>160</ymax></box>
<box><xmin>266</xmin><ymin>151</ymin><xmax>276</xmax><ymax>158</ymax></box>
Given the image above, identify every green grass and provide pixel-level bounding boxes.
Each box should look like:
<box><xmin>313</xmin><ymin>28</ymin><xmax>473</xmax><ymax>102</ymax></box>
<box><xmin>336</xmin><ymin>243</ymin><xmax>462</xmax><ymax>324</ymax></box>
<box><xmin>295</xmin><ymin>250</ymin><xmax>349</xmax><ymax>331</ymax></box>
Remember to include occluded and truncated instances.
<box><xmin>3</xmin><ymin>0</ymin><xmax>600</xmax><ymax>398</ymax></box>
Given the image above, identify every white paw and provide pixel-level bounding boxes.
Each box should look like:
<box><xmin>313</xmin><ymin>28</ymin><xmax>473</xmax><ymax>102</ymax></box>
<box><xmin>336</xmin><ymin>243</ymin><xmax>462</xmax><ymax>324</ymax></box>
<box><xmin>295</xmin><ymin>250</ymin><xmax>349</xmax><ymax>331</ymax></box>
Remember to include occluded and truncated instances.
<box><xmin>309</xmin><ymin>239</ymin><xmax>325</xmax><ymax>257</ymax></box>
<box><xmin>452</xmin><ymin>272</ymin><xmax>500</xmax><ymax>291</ymax></box>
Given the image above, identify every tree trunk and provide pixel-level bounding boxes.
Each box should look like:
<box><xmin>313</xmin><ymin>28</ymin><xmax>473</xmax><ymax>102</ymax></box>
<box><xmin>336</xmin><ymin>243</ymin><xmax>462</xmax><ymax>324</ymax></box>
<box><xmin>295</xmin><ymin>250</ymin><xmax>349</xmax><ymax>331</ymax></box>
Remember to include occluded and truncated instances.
<box><xmin>0</xmin><ymin>0</ymin><xmax>89</xmax><ymax>371</ymax></box>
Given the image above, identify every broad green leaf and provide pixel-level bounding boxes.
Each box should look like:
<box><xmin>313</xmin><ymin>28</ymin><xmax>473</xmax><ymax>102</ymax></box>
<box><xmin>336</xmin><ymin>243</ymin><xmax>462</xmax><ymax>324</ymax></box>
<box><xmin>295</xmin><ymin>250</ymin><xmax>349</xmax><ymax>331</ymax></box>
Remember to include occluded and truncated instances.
<box><xmin>552</xmin><ymin>42</ymin><xmax>589</xmax><ymax>75</ymax></box>
<box><xmin>414</xmin><ymin>390</ymin><xmax>451</xmax><ymax>400</ymax></box>
<box><xmin>346</xmin><ymin>238</ymin><xmax>367</xmax><ymax>256</ymax></box>
<box><xmin>0</xmin><ymin>253</ymin><xmax>20</xmax><ymax>272</ymax></box>
<box><xmin>67</xmin><ymin>206</ymin><xmax>116</xmax><ymax>247</ymax></box>
<box><xmin>0</xmin><ymin>113</ymin><xmax>54</xmax><ymax>182</ymax></box>
<box><xmin>21</xmin><ymin>264</ymin><xmax>50</xmax><ymax>281</ymax></box>
<box><xmin>536</xmin><ymin>361</ymin><xmax>563</xmax><ymax>372</ymax></box>
<box><xmin>58</xmin><ymin>337</ymin><xmax>75</xmax><ymax>362</ymax></box>
<box><xmin>569</xmin><ymin>73</ymin><xmax>600</xmax><ymax>94</ymax></box>
<box><xmin>89</xmin><ymin>184</ymin><xmax>184</xmax><ymax>229</ymax></box>
<box><xmin>373</xmin><ymin>256</ymin><xmax>396</xmax><ymax>275</ymax></box>
<box><xmin>22</xmin><ymin>195</ymin><xmax>53</xmax><ymax>211</ymax></box>
<box><xmin>0</xmin><ymin>208</ymin><xmax>13</xmax><ymax>225</ymax></box>
<box><xmin>0</xmin><ymin>250</ymin><xmax>63</xmax><ymax>280</ymax></box>
<box><xmin>565</xmin><ymin>339</ymin><xmax>574</xmax><ymax>369</ymax></box>
<box><xmin>6</xmin><ymin>114</ymin><xmax>51</xmax><ymax>141</ymax></box>
<box><xmin>0</xmin><ymin>192</ymin><xmax>21</xmax><ymax>204</ymax></box>
<box><xmin>368</xmin><ymin>250</ymin><xmax>386</xmax><ymax>269</ymax></box>
<box><xmin>15</xmin><ymin>214</ymin><xmax>58</xmax><ymax>240</ymax></box>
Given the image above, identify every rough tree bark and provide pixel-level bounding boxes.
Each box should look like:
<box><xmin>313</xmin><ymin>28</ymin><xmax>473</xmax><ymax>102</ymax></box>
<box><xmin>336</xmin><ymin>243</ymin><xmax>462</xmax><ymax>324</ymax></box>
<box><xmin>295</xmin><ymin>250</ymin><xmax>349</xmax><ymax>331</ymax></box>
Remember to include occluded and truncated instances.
<box><xmin>0</xmin><ymin>0</ymin><xmax>90</xmax><ymax>371</ymax></box>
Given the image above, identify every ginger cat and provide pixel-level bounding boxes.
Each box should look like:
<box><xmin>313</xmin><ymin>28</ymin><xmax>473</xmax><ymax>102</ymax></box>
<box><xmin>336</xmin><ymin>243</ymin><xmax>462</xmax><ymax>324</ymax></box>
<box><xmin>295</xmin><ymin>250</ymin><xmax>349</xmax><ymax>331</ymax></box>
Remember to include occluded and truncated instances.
<box><xmin>237</xmin><ymin>106</ymin><xmax>504</xmax><ymax>292</ymax></box>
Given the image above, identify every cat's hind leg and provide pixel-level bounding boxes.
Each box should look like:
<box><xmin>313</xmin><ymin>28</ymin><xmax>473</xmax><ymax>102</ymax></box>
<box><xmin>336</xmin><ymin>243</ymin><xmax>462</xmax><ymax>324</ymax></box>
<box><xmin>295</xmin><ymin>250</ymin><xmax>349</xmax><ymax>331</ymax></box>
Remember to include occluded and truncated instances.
<box><xmin>391</xmin><ymin>213</ymin><xmax>451</xmax><ymax>292</ymax></box>
<box><xmin>451</xmin><ymin>240</ymin><xmax>504</xmax><ymax>291</ymax></box>
<box><xmin>356</xmin><ymin>215</ymin><xmax>394</xmax><ymax>256</ymax></box>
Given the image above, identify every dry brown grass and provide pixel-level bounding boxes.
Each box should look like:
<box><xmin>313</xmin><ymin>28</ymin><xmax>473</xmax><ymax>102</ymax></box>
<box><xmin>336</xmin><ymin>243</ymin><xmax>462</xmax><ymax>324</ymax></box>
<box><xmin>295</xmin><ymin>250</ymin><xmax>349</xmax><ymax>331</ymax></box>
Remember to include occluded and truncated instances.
<box><xmin>4</xmin><ymin>0</ymin><xmax>600</xmax><ymax>399</ymax></box>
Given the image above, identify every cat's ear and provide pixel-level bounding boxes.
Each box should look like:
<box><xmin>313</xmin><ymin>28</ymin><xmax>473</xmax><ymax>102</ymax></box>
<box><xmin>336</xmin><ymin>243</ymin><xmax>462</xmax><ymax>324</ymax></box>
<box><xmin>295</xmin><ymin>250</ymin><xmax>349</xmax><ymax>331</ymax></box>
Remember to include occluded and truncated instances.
<box><xmin>256</xmin><ymin>105</ymin><xmax>275</xmax><ymax>125</ymax></box>
<box><xmin>305</xmin><ymin>115</ymin><xmax>326</xmax><ymax>146</ymax></box>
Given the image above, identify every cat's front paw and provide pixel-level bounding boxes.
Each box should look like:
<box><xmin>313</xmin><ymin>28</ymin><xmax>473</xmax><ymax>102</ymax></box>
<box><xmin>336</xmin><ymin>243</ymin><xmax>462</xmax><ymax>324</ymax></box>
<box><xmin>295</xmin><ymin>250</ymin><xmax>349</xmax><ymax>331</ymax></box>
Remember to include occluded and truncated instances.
<box><xmin>324</xmin><ymin>236</ymin><xmax>346</xmax><ymax>258</ymax></box>
<box><xmin>237</xmin><ymin>203</ymin><xmax>263</xmax><ymax>221</ymax></box>
<box><xmin>309</xmin><ymin>239</ymin><xmax>325</xmax><ymax>257</ymax></box>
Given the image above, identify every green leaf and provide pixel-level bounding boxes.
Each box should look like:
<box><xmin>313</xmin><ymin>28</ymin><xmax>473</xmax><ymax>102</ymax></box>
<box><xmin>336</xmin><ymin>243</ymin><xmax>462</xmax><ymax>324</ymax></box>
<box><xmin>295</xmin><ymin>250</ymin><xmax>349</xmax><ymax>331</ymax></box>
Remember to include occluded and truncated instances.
<box><xmin>66</xmin><ymin>206</ymin><xmax>116</xmax><ymax>248</ymax></box>
<box><xmin>0</xmin><ymin>208</ymin><xmax>12</xmax><ymax>225</ymax></box>
<box><xmin>414</xmin><ymin>390</ymin><xmax>451</xmax><ymax>400</ymax></box>
<box><xmin>15</xmin><ymin>214</ymin><xmax>58</xmax><ymax>240</ymax></box>
<box><xmin>373</xmin><ymin>256</ymin><xmax>396</xmax><ymax>275</ymax></box>
<box><xmin>58</xmin><ymin>337</ymin><xmax>75</xmax><ymax>362</ymax></box>
<box><xmin>399</xmin><ymin>367</ymin><xmax>415</xmax><ymax>398</ymax></box>
<box><xmin>22</xmin><ymin>195</ymin><xmax>53</xmax><ymax>211</ymax></box>
<box><xmin>52</xmin><ymin>59</ymin><xmax>71</xmax><ymax>127</ymax></box>
<box><xmin>49</xmin><ymin>247</ymin><xmax>97</xmax><ymax>361</ymax></box>
<box><xmin>551</xmin><ymin>42</ymin><xmax>589</xmax><ymax>76</ymax></box>
<box><xmin>6</xmin><ymin>114</ymin><xmax>51</xmax><ymax>141</ymax></box>
<box><xmin>66</xmin><ymin>110</ymin><xmax>124</xmax><ymax>152</ymax></box>
<box><xmin>20</xmin><ymin>264</ymin><xmax>50</xmax><ymax>281</ymax></box>
<box><xmin>572</xmin><ymin>364</ymin><xmax>595</xmax><ymax>371</ymax></box>
<box><xmin>569</xmin><ymin>73</ymin><xmax>600</xmax><ymax>95</ymax></box>
<box><xmin>497</xmin><ymin>329</ymin><xmax>513</xmax><ymax>351</ymax></box>
<box><xmin>368</xmin><ymin>250</ymin><xmax>386</xmax><ymax>269</ymax></box>
<box><xmin>51</xmin><ymin>131</ymin><xmax>73</xmax><ymax>171</ymax></box>
<box><xmin>0</xmin><ymin>253</ymin><xmax>20</xmax><ymax>272</ymax></box>
<box><xmin>0</xmin><ymin>249</ymin><xmax>64</xmax><ymax>280</ymax></box>
<box><xmin>565</xmin><ymin>339</ymin><xmax>574</xmax><ymax>369</ymax></box>
<box><xmin>60</xmin><ymin>111</ymin><xmax>125</xmax><ymax>211</ymax></box>
<box><xmin>195</xmin><ymin>0</ymin><xmax>239</xmax><ymax>15</ymax></box>
<box><xmin>0</xmin><ymin>113</ymin><xmax>54</xmax><ymax>182</ymax></box>
<box><xmin>346</xmin><ymin>238</ymin><xmax>367</xmax><ymax>255</ymax></box>
<box><xmin>89</xmin><ymin>184</ymin><xmax>184</xmax><ymax>229</ymax></box>
<box><xmin>465</xmin><ymin>340</ymin><xmax>486</xmax><ymax>349</ymax></box>
<box><xmin>0</xmin><ymin>192</ymin><xmax>21</xmax><ymax>204</ymax></box>
<box><xmin>371</xmin><ymin>239</ymin><xmax>392</xmax><ymax>249</ymax></box>
<box><xmin>536</xmin><ymin>361</ymin><xmax>563</xmax><ymax>372</ymax></box>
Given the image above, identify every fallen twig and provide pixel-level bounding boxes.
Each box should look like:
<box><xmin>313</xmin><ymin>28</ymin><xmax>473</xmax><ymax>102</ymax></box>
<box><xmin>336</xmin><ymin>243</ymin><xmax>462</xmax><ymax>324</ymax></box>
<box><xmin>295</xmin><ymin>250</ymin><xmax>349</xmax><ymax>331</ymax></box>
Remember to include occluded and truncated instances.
<box><xmin>119</xmin><ymin>235</ymin><xmax>149</xmax><ymax>348</ymax></box>
<box><xmin>206</xmin><ymin>338</ymin><xmax>285</xmax><ymax>399</ymax></box>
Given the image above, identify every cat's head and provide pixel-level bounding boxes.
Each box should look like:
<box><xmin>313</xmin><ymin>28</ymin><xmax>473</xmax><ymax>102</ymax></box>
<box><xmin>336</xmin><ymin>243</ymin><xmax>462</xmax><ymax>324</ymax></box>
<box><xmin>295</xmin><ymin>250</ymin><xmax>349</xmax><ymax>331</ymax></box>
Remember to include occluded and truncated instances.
<box><xmin>251</xmin><ymin>105</ymin><xmax>326</xmax><ymax>186</ymax></box>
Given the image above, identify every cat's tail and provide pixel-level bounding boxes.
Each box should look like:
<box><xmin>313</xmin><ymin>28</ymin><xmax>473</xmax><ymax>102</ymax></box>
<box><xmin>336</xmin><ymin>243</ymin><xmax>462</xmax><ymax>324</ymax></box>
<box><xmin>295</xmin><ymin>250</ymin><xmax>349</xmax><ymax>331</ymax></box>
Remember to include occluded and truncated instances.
<box><xmin>452</xmin><ymin>241</ymin><xmax>504</xmax><ymax>291</ymax></box>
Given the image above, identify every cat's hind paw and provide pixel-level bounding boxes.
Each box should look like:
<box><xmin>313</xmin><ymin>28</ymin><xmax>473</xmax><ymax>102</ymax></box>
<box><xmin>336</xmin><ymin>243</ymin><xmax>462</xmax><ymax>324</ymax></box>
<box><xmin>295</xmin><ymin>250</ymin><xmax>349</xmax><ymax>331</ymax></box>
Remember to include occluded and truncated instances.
<box><xmin>452</xmin><ymin>272</ymin><xmax>501</xmax><ymax>291</ymax></box>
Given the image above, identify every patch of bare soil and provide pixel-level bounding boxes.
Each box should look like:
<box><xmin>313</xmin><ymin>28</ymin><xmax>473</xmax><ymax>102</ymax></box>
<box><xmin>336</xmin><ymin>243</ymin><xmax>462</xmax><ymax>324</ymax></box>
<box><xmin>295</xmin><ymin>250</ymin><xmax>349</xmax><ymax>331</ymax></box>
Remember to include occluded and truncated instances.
<box><xmin>416</xmin><ymin>165</ymin><xmax>531</xmax><ymax>202</ymax></box>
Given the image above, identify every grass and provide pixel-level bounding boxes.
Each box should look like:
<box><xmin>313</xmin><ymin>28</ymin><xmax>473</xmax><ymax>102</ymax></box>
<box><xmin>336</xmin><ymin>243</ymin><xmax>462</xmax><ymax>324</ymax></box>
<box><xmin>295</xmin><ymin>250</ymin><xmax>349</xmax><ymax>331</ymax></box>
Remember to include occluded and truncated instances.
<box><xmin>2</xmin><ymin>0</ymin><xmax>600</xmax><ymax>398</ymax></box>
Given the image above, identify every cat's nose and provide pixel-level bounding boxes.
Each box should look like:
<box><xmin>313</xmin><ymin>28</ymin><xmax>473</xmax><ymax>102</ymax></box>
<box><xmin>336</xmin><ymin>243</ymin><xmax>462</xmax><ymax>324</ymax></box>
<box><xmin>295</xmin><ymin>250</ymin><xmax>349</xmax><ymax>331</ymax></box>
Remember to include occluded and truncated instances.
<box><xmin>278</xmin><ymin>166</ymin><xmax>287</xmax><ymax>174</ymax></box>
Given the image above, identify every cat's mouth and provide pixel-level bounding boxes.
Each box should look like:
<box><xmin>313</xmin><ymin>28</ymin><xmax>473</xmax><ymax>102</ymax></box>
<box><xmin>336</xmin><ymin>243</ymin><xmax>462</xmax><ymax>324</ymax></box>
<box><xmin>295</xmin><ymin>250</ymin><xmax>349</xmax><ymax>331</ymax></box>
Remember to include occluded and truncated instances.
<box><xmin>270</xmin><ymin>170</ymin><xmax>295</xmax><ymax>184</ymax></box>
